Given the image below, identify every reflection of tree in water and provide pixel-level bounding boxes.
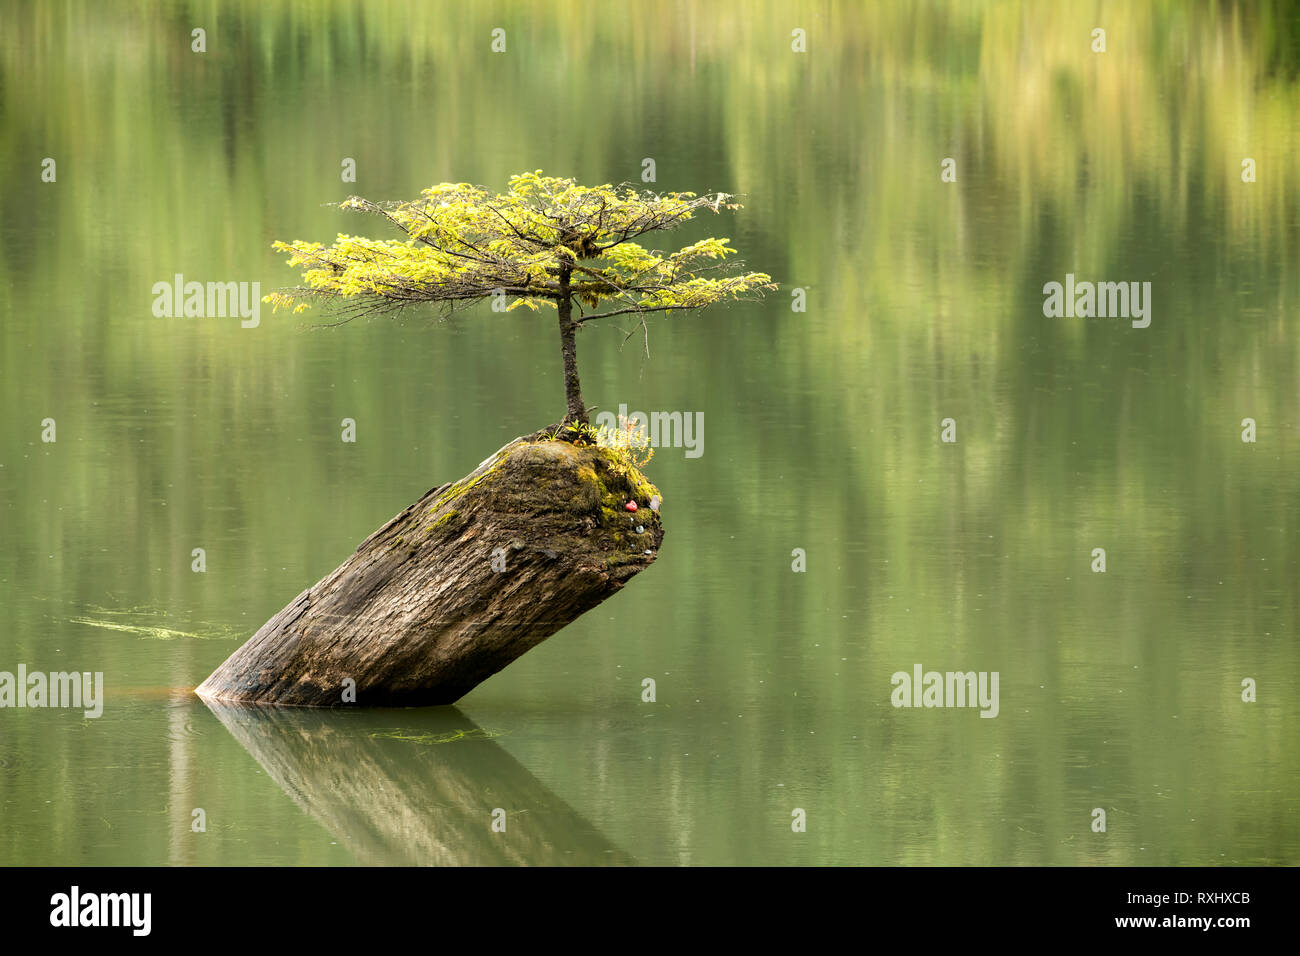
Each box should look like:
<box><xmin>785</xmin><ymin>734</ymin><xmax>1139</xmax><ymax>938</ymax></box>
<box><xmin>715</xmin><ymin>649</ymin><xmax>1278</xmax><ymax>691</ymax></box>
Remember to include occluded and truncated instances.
<box><xmin>201</xmin><ymin>700</ymin><xmax>633</xmax><ymax>866</ymax></box>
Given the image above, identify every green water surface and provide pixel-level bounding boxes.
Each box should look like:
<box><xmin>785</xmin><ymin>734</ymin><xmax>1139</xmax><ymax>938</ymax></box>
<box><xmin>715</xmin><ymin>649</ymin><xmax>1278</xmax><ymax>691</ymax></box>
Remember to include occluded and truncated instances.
<box><xmin>1</xmin><ymin>0</ymin><xmax>1297</xmax><ymax>865</ymax></box>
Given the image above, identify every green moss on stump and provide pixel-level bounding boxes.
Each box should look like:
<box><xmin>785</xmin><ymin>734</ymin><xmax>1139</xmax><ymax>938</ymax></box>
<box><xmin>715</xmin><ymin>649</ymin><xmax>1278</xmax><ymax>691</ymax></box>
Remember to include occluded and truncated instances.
<box><xmin>430</xmin><ymin>509</ymin><xmax>459</xmax><ymax>530</ymax></box>
<box><xmin>409</xmin><ymin>437</ymin><xmax>663</xmax><ymax>571</ymax></box>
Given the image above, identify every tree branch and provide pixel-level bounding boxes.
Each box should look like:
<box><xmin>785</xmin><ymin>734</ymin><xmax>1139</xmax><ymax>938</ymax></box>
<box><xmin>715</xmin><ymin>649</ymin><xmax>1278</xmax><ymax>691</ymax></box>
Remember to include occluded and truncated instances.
<box><xmin>578</xmin><ymin>304</ymin><xmax>696</xmax><ymax>324</ymax></box>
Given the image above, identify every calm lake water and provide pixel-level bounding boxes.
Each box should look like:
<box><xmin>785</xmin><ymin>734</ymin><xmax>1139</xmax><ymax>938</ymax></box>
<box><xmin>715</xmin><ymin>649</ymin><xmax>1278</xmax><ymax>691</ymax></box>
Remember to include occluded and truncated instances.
<box><xmin>2</xmin><ymin>1</ymin><xmax>1298</xmax><ymax>866</ymax></box>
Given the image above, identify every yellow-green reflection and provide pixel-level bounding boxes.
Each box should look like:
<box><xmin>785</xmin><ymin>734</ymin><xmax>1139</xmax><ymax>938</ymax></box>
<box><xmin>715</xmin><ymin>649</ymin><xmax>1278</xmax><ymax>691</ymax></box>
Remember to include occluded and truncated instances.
<box><xmin>1</xmin><ymin>0</ymin><xmax>1296</xmax><ymax>865</ymax></box>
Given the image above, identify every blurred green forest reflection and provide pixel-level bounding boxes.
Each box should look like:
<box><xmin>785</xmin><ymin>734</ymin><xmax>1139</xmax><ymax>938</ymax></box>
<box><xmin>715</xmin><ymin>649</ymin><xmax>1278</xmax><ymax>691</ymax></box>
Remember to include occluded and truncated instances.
<box><xmin>1</xmin><ymin>0</ymin><xmax>1297</xmax><ymax>865</ymax></box>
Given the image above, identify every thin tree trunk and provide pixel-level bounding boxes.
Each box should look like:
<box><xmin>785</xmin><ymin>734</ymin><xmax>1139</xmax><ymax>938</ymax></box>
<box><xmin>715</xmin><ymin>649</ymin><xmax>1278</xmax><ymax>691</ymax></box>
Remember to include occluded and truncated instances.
<box><xmin>557</xmin><ymin>262</ymin><xmax>587</xmax><ymax>424</ymax></box>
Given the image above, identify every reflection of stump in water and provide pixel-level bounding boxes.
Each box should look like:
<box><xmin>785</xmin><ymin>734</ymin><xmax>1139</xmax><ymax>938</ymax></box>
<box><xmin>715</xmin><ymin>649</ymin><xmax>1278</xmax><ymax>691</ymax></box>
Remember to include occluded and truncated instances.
<box><xmin>201</xmin><ymin>700</ymin><xmax>633</xmax><ymax>866</ymax></box>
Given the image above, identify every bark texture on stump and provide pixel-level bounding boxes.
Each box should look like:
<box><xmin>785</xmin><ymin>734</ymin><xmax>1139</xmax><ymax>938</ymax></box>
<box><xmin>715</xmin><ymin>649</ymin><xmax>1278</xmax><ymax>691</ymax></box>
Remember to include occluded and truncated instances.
<box><xmin>195</xmin><ymin>437</ymin><xmax>663</xmax><ymax>707</ymax></box>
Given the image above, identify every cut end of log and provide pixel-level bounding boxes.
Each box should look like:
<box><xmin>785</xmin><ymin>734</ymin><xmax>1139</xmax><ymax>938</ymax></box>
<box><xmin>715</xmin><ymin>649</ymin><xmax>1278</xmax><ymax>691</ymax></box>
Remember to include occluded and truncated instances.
<box><xmin>195</xmin><ymin>436</ymin><xmax>664</xmax><ymax>707</ymax></box>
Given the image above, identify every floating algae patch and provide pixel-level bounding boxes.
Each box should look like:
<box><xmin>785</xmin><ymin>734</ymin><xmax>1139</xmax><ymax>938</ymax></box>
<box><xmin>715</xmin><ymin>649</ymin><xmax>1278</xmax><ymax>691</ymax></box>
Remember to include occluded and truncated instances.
<box><xmin>369</xmin><ymin>727</ymin><xmax>506</xmax><ymax>745</ymax></box>
<box><xmin>69</xmin><ymin>618</ymin><xmax>211</xmax><ymax>640</ymax></box>
<box><xmin>69</xmin><ymin>605</ymin><xmax>242</xmax><ymax>641</ymax></box>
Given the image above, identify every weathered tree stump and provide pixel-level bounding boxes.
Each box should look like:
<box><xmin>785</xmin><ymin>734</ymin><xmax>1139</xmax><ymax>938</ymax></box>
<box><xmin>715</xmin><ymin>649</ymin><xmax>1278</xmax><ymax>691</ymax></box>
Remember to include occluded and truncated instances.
<box><xmin>195</xmin><ymin>437</ymin><xmax>663</xmax><ymax>707</ymax></box>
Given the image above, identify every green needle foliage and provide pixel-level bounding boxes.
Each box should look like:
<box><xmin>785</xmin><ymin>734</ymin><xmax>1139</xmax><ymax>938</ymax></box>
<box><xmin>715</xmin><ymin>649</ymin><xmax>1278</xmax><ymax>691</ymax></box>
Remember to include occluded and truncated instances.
<box><xmin>267</xmin><ymin>171</ymin><xmax>776</xmax><ymax>425</ymax></box>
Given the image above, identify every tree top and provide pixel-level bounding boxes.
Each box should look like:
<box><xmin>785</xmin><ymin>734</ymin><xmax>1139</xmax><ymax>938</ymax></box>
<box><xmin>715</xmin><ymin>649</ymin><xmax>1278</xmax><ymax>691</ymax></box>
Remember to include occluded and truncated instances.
<box><xmin>264</xmin><ymin>171</ymin><xmax>776</xmax><ymax>324</ymax></box>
